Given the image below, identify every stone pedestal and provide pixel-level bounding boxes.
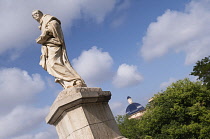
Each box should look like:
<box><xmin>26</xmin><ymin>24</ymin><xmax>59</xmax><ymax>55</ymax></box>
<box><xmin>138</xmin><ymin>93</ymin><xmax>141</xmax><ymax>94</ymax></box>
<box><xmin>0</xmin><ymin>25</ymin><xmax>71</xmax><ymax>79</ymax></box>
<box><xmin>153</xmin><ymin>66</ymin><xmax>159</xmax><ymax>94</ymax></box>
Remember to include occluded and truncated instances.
<box><xmin>46</xmin><ymin>87</ymin><xmax>125</xmax><ymax>139</ymax></box>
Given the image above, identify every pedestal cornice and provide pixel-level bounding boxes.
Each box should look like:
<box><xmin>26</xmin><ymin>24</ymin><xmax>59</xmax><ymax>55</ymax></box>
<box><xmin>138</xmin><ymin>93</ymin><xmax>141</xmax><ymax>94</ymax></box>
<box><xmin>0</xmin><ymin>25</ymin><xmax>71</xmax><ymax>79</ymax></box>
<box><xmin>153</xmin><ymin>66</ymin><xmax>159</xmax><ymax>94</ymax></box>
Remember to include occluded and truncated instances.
<box><xmin>46</xmin><ymin>87</ymin><xmax>111</xmax><ymax>125</ymax></box>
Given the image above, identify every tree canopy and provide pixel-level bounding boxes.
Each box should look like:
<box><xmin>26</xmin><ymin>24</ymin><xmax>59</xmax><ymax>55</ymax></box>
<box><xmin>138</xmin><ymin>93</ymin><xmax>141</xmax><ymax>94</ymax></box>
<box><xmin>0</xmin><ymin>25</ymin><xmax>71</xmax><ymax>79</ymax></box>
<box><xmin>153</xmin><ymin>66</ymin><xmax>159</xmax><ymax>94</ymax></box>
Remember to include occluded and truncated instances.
<box><xmin>191</xmin><ymin>56</ymin><xmax>210</xmax><ymax>88</ymax></box>
<box><xmin>116</xmin><ymin>78</ymin><xmax>210</xmax><ymax>139</ymax></box>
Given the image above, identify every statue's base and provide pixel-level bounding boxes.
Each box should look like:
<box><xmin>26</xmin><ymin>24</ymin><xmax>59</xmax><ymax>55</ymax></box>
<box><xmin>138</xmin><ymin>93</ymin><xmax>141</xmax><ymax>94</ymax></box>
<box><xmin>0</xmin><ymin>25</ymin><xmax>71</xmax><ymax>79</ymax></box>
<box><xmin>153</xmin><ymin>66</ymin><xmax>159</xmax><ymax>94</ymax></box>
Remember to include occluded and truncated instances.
<box><xmin>46</xmin><ymin>87</ymin><xmax>126</xmax><ymax>139</ymax></box>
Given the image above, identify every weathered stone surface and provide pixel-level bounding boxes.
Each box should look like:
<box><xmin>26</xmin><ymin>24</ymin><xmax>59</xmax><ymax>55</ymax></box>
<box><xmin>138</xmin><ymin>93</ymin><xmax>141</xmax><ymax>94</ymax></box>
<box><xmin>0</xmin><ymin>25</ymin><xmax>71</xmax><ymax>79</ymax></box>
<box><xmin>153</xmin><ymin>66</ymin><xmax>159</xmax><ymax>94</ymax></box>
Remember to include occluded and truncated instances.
<box><xmin>46</xmin><ymin>87</ymin><xmax>125</xmax><ymax>139</ymax></box>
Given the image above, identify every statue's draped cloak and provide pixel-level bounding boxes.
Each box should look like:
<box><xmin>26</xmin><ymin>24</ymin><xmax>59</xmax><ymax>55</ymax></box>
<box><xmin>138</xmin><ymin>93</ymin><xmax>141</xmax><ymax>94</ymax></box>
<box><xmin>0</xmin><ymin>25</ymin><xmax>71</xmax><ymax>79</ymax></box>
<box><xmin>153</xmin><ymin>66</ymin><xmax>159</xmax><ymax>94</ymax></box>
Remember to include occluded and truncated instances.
<box><xmin>38</xmin><ymin>14</ymin><xmax>85</xmax><ymax>86</ymax></box>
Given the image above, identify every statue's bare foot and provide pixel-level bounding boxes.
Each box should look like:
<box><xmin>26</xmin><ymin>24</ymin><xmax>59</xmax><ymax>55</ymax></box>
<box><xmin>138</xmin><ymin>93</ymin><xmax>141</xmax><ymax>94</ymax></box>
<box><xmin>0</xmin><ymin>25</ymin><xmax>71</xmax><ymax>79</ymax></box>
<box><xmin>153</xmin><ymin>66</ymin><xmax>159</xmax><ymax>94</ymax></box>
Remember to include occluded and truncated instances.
<box><xmin>75</xmin><ymin>80</ymin><xmax>82</xmax><ymax>87</ymax></box>
<box><xmin>73</xmin><ymin>80</ymin><xmax>87</xmax><ymax>87</ymax></box>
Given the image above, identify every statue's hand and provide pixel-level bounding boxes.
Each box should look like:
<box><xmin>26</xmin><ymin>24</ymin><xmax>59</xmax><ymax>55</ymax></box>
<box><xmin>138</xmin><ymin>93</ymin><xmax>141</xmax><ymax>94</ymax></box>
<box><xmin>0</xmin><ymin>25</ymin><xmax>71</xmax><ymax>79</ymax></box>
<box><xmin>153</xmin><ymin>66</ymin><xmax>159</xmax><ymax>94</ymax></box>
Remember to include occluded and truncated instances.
<box><xmin>36</xmin><ymin>34</ymin><xmax>50</xmax><ymax>44</ymax></box>
<box><xmin>36</xmin><ymin>36</ymin><xmax>43</xmax><ymax>44</ymax></box>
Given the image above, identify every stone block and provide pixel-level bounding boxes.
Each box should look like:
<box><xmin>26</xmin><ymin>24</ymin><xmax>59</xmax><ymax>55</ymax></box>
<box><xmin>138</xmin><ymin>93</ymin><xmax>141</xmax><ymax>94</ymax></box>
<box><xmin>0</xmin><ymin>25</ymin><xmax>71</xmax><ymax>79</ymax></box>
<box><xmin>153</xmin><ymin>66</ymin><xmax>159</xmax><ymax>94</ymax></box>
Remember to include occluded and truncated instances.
<box><xmin>46</xmin><ymin>87</ymin><xmax>126</xmax><ymax>139</ymax></box>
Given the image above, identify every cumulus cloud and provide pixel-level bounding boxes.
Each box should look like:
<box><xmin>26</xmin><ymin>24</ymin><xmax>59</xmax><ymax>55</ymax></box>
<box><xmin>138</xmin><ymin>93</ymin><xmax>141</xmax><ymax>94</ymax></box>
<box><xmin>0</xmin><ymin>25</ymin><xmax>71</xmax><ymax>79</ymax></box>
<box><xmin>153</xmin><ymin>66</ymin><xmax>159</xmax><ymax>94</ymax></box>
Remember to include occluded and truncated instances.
<box><xmin>116</xmin><ymin>0</ymin><xmax>130</xmax><ymax>12</ymax></box>
<box><xmin>79</xmin><ymin>0</ymin><xmax>116</xmax><ymax>23</ymax></box>
<box><xmin>188</xmin><ymin>75</ymin><xmax>198</xmax><ymax>82</ymax></box>
<box><xmin>160</xmin><ymin>78</ymin><xmax>177</xmax><ymax>89</ymax></box>
<box><xmin>110</xmin><ymin>101</ymin><xmax>125</xmax><ymax>116</ymax></box>
<box><xmin>72</xmin><ymin>46</ymin><xmax>113</xmax><ymax>86</ymax></box>
<box><xmin>111</xmin><ymin>0</ymin><xmax>130</xmax><ymax>27</ymax></box>
<box><xmin>112</xmin><ymin>64</ymin><xmax>143</xmax><ymax>88</ymax></box>
<box><xmin>0</xmin><ymin>0</ymin><xmax>117</xmax><ymax>59</ymax></box>
<box><xmin>0</xmin><ymin>106</ymin><xmax>49</xmax><ymax>139</ymax></box>
<box><xmin>0</xmin><ymin>68</ymin><xmax>45</xmax><ymax>112</ymax></box>
<box><xmin>0</xmin><ymin>68</ymin><xmax>54</xmax><ymax>139</ymax></box>
<box><xmin>140</xmin><ymin>0</ymin><xmax>210</xmax><ymax>65</ymax></box>
<box><xmin>160</xmin><ymin>76</ymin><xmax>200</xmax><ymax>90</ymax></box>
<box><xmin>111</xmin><ymin>15</ymin><xmax>126</xmax><ymax>28</ymax></box>
<box><xmin>110</xmin><ymin>101</ymin><xmax>123</xmax><ymax>110</ymax></box>
<box><xmin>12</xmin><ymin>127</ymin><xmax>58</xmax><ymax>139</ymax></box>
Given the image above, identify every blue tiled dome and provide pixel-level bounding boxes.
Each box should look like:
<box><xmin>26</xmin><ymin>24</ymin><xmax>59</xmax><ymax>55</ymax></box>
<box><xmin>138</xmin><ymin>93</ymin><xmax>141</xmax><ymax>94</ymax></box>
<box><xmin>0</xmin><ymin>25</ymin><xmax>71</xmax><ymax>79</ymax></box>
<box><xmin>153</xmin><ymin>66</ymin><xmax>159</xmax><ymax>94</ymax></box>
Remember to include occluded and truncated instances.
<box><xmin>126</xmin><ymin>103</ymin><xmax>145</xmax><ymax>115</ymax></box>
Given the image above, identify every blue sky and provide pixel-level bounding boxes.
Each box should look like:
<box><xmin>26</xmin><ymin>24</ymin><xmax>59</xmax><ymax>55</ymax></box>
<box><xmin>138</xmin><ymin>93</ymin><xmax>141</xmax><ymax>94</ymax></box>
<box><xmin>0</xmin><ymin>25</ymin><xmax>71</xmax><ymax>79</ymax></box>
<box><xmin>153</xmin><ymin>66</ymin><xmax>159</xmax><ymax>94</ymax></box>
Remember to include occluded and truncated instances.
<box><xmin>1</xmin><ymin>0</ymin><xmax>210</xmax><ymax>138</ymax></box>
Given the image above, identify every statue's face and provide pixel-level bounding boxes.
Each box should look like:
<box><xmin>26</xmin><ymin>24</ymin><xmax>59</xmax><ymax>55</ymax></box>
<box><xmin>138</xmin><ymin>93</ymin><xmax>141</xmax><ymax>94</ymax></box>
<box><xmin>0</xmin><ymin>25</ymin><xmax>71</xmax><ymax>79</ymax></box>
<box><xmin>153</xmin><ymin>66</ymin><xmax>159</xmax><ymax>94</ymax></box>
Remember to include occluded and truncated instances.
<box><xmin>32</xmin><ymin>11</ymin><xmax>42</xmax><ymax>22</ymax></box>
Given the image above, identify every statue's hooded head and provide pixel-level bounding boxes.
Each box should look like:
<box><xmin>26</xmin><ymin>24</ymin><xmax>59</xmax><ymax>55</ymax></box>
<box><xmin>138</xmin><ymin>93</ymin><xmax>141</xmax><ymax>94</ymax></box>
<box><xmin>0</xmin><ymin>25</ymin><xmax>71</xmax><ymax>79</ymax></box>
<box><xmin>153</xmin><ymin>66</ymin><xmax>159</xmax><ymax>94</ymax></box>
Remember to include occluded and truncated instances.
<box><xmin>32</xmin><ymin>10</ymin><xmax>43</xmax><ymax>23</ymax></box>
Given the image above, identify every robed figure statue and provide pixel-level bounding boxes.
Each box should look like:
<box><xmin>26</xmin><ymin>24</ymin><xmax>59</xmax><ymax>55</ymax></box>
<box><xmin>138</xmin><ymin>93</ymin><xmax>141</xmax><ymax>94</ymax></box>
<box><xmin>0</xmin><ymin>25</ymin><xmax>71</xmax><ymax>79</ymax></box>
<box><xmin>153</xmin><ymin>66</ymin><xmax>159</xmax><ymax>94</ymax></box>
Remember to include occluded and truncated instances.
<box><xmin>32</xmin><ymin>10</ymin><xmax>86</xmax><ymax>89</ymax></box>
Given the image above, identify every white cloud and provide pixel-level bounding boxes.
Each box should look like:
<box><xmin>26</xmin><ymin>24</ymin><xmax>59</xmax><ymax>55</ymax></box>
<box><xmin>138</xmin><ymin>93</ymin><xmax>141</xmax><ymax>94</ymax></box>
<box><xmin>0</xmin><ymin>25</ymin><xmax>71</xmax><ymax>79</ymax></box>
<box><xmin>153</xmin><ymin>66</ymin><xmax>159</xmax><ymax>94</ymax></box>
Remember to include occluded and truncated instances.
<box><xmin>111</xmin><ymin>0</ymin><xmax>130</xmax><ymax>28</ymax></box>
<box><xmin>72</xmin><ymin>46</ymin><xmax>113</xmax><ymax>86</ymax></box>
<box><xmin>116</xmin><ymin>0</ymin><xmax>130</xmax><ymax>12</ymax></box>
<box><xmin>188</xmin><ymin>75</ymin><xmax>198</xmax><ymax>82</ymax></box>
<box><xmin>112</xmin><ymin>64</ymin><xmax>143</xmax><ymax>88</ymax></box>
<box><xmin>140</xmin><ymin>0</ymin><xmax>210</xmax><ymax>65</ymax></box>
<box><xmin>0</xmin><ymin>0</ymin><xmax>117</xmax><ymax>59</ymax></box>
<box><xmin>79</xmin><ymin>0</ymin><xmax>116</xmax><ymax>23</ymax></box>
<box><xmin>160</xmin><ymin>76</ymin><xmax>200</xmax><ymax>90</ymax></box>
<box><xmin>12</xmin><ymin>127</ymin><xmax>58</xmax><ymax>139</ymax></box>
<box><xmin>0</xmin><ymin>68</ymin><xmax>45</xmax><ymax>112</ymax></box>
<box><xmin>0</xmin><ymin>68</ymin><xmax>55</xmax><ymax>139</ymax></box>
<box><xmin>0</xmin><ymin>106</ymin><xmax>49</xmax><ymax>139</ymax></box>
<box><xmin>110</xmin><ymin>101</ymin><xmax>123</xmax><ymax>110</ymax></box>
<box><xmin>110</xmin><ymin>101</ymin><xmax>125</xmax><ymax>116</ymax></box>
<box><xmin>160</xmin><ymin>78</ymin><xmax>177</xmax><ymax>89</ymax></box>
<box><xmin>111</xmin><ymin>15</ymin><xmax>126</xmax><ymax>28</ymax></box>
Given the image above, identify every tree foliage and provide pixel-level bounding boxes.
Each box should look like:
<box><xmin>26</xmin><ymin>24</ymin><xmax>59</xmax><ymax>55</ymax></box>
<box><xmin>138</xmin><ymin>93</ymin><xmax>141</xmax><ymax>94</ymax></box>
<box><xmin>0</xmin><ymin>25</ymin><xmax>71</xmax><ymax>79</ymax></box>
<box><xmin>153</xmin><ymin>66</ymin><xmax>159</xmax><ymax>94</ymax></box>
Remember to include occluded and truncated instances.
<box><xmin>117</xmin><ymin>78</ymin><xmax>210</xmax><ymax>139</ymax></box>
<box><xmin>116</xmin><ymin>115</ymin><xmax>141</xmax><ymax>139</ymax></box>
<box><xmin>191</xmin><ymin>56</ymin><xmax>210</xmax><ymax>88</ymax></box>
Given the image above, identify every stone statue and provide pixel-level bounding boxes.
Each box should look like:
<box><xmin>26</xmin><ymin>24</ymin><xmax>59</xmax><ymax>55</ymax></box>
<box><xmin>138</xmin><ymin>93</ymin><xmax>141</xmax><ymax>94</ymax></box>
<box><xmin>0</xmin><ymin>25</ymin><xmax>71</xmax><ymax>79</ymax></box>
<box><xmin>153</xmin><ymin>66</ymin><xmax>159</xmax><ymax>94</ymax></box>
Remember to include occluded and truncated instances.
<box><xmin>32</xmin><ymin>10</ymin><xmax>86</xmax><ymax>89</ymax></box>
